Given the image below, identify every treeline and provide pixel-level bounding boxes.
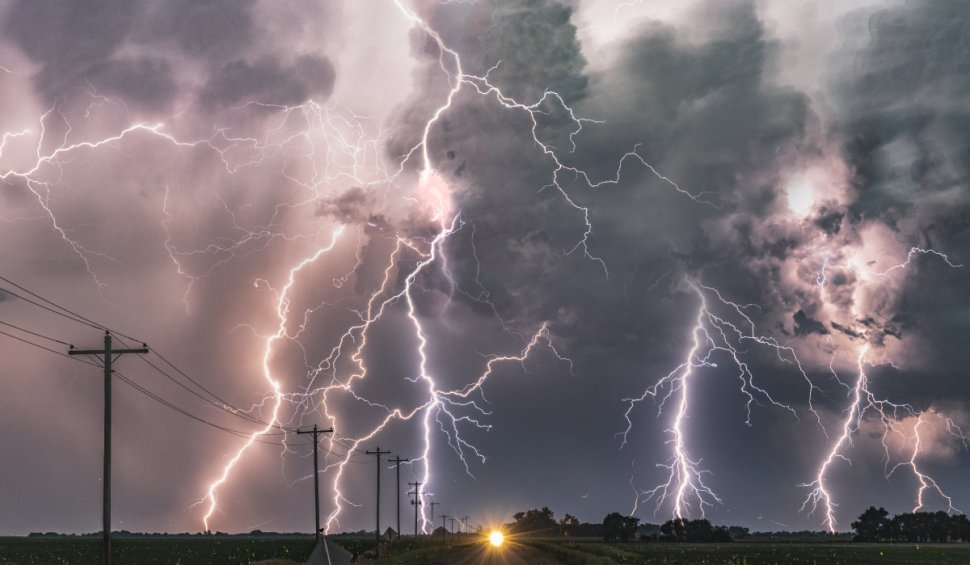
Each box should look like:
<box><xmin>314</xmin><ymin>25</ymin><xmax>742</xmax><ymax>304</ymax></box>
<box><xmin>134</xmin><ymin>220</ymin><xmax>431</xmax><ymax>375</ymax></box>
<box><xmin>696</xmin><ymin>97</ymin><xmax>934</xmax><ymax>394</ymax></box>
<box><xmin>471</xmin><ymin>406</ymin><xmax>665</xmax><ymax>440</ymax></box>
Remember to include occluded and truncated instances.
<box><xmin>853</xmin><ymin>507</ymin><xmax>970</xmax><ymax>542</ymax></box>
<box><xmin>507</xmin><ymin>507</ymin><xmax>749</xmax><ymax>543</ymax></box>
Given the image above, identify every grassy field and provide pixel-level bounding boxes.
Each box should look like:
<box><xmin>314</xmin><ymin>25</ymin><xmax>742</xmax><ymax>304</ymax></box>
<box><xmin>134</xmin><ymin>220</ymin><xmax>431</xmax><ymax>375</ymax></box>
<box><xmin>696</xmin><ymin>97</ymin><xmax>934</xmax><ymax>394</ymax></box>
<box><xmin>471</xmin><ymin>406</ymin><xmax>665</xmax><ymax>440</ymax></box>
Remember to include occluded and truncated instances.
<box><xmin>6</xmin><ymin>537</ymin><xmax>970</xmax><ymax>564</ymax></box>
<box><xmin>524</xmin><ymin>540</ymin><xmax>970</xmax><ymax>565</ymax></box>
<box><xmin>0</xmin><ymin>536</ymin><xmax>316</xmax><ymax>565</ymax></box>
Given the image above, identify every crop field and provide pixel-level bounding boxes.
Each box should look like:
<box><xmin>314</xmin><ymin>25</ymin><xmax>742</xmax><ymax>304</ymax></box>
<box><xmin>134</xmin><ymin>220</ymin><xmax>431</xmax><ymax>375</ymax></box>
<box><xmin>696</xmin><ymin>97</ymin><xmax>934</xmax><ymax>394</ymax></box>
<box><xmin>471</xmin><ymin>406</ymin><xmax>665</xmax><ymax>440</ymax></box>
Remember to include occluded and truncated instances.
<box><xmin>0</xmin><ymin>536</ymin><xmax>316</xmax><ymax>565</ymax></box>
<box><xmin>7</xmin><ymin>537</ymin><xmax>970</xmax><ymax>564</ymax></box>
<box><xmin>524</xmin><ymin>540</ymin><xmax>970</xmax><ymax>565</ymax></box>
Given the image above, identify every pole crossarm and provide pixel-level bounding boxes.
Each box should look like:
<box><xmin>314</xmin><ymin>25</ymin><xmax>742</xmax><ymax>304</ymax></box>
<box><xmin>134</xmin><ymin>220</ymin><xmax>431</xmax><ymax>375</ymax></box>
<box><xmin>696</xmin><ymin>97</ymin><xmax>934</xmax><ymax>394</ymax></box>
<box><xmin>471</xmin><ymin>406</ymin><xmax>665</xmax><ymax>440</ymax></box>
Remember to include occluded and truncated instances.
<box><xmin>295</xmin><ymin>425</ymin><xmax>333</xmax><ymax>543</ymax></box>
<box><xmin>389</xmin><ymin>456</ymin><xmax>409</xmax><ymax>541</ymax></box>
<box><xmin>366</xmin><ymin>447</ymin><xmax>391</xmax><ymax>551</ymax></box>
<box><xmin>408</xmin><ymin>481</ymin><xmax>422</xmax><ymax>539</ymax></box>
<box><xmin>68</xmin><ymin>331</ymin><xmax>148</xmax><ymax>565</ymax></box>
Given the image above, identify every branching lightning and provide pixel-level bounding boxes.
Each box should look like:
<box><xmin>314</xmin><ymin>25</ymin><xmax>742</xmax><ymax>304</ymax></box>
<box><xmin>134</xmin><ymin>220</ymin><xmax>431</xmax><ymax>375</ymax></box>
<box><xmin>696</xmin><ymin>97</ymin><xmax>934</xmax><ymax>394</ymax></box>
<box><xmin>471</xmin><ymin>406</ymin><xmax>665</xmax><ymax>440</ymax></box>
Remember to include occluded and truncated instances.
<box><xmin>5</xmin><ymin>0</ymin><xmax>967</xmax><ymax>539</ymax></box>
<box><xmin>621</xmin><ymin>280</ymin><xmax>816</xmax><ymax>518</ymax></box>
<box><xmin>800</xmin><ymin>249</ymin><xmax>965</xmax><ymax>531</ymax></box>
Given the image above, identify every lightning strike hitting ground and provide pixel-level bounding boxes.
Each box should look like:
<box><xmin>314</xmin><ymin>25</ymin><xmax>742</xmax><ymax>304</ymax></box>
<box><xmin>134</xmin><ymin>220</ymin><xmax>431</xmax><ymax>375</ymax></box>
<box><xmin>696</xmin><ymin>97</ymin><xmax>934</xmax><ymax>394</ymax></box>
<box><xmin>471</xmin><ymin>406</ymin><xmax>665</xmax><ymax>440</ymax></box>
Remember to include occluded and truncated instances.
<box><xmin>198</xmin><ymin>227</ymin><xmax>345</xmax><ymax>531</ymax></box>
<box><xmin>5</xmin><ymin>0</ymin><xmax>966</xmax><ymax>539</ymax></box>
<box><xmin>801</xmin><ymin>249</ymin><xmax>965</xmax><ymax>532</ymax></box>
<box><xmin>1</xmin><ymin>0</ymin><xmax>706</xmax><ymax>533</ymax></box>
<box><xmin>621</xmin><ymin>280</ymin><xmax>817</xmax><ymax>519</ymax></box>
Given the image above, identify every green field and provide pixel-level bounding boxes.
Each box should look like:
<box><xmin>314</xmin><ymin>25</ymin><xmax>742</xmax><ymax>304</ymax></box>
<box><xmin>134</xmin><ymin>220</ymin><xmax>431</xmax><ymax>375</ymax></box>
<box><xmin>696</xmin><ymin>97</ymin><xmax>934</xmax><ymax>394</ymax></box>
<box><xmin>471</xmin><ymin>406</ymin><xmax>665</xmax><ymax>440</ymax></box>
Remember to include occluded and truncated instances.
<box><xmin>524</xmin><ymin>540</ymin><xmax>970</xmax><ymax>565</ymax></box>
<box><xmin>5</xmin><ymin>537</ymin><xmax>970</xmax><ymax>564</ymax></box>
<box><xmin>0</xmin><ymin>536</ymin><xmax>316</xmax><ymax>565</ymax></box>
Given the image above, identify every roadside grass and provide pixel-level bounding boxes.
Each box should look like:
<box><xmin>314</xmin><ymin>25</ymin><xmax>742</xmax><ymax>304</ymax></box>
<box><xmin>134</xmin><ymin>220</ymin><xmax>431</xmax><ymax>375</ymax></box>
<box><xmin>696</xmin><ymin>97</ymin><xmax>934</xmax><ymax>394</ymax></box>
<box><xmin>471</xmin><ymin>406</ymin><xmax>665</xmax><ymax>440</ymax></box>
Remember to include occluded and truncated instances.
<box><xmin>524</xmin><ymin>540</ymin><xmax>970</xmax><ymax>565</ymax></box>
<box><xmin>363</xmin><ymin>539</ymin><xmax>479</xmax><ymax>564</ymax></box>
<box><xmin>0</xmin><ymin>536</ymin><xmax>316</xmax><ymax>565</ymax></box>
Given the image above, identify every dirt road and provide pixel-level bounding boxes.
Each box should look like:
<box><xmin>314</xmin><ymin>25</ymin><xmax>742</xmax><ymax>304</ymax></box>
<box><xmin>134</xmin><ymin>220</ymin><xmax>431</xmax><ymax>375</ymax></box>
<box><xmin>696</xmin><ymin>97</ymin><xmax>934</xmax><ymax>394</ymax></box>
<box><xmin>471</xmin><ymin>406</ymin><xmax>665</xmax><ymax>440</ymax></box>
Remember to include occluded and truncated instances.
<box><xmin>444</xmin><ymin>542</ymin><xmax>563</xmax><ymax>565</ymax></box>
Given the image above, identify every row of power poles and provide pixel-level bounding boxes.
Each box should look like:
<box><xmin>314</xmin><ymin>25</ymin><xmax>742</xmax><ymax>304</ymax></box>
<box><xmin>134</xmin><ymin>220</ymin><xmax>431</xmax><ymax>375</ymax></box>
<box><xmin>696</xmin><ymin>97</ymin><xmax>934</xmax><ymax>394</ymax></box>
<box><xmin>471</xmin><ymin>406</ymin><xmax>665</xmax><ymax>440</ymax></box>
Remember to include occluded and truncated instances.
<box><xmin>360</xmin><ymin>447</ymin><xmax>465</xmax><ymax>549</ymax></box>
<box><xmin>69</xmin><ymin>330</ymin><xmax>469</xmax><ymax>565</ymax></box>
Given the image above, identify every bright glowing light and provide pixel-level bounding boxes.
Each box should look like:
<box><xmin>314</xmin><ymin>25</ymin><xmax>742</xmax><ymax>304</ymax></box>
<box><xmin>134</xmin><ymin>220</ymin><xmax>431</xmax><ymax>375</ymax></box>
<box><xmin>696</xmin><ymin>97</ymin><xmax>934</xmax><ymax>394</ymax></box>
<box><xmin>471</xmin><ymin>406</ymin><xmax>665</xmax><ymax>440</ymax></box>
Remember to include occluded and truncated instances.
<box><xmin>488</xmin><ymin>530</ymin><xmax>504</xmax><ymax>547</ymax></box>
<box><xmin>785</xmin><ymin>181</ymin><xmax>815</xmax><ymax>218</ymax></box>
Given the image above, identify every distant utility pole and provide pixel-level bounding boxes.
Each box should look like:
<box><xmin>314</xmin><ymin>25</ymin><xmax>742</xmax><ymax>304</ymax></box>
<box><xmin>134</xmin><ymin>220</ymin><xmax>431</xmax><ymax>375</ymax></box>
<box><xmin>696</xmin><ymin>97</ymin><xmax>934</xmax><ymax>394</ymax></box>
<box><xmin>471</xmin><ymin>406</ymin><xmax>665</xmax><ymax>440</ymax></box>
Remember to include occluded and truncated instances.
<box><xmin>389</xmin><ymin>456</ymin><xmax>409</xmax><ymax>540</ymax></box>
<box><xmin>461</xmin><ymin>516</ymin><xmax>470</xmax><ymax>535</ymax></box>
<box><xmin>69</xmin><ymin>331</ymin><xmax>148</xmax><ymax>565</ymax></box>
<box><xmin>441</xmin><ymin>515</ymin><xmax>450</xmax><ymax>540</ymax></box>
<box><xmin>449</xmin><ymin>516</ymin><xmax>457</xmax><ymax>536</ymax></box>
<box><xmin>409</xmin><ymin>482</ymin><xmax>422</xmax><ymax>539</ymax></box>
<box><xmin>365</xmin><ymin>447</ymin><xmax>391</xmax><ymax>548</ymax></box>
<box><xmin>295</xmin><ymin>425</ymin><xmax>333</xmax><ymax>544</ymax></box>
<box><xmin>429</xmin><ymin>501</ymin><xmax>440</xmax><ymax>526</ymax></box>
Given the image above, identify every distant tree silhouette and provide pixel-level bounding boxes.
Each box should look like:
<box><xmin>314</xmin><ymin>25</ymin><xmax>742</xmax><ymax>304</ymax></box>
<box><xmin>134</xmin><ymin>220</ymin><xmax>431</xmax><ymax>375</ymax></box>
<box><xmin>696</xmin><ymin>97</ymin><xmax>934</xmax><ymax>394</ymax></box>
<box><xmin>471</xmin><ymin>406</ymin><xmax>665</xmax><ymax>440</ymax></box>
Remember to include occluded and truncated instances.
<box><xmin>852</xmin><ymin>507</ymin><xmax>970</xmax><ymax>542</ymax></box>
<box><xmin>560</xmin><ymin>513</ymin><xmax>579</xmax><ymax>537</ymax></box>
<box><xmin>511</xmin><ymin>507</ymin><xmax>558</xmax><ymax>535</ymax></box>
<box><xmin>602</xmin><ymin>512</ymin><xmax>640</xmax><ymax>542</ymax></box>
<box><xmin>851</xmin><ymin>507</ymin><xmax>890</xmax><ymax>542</ymax></box>
<box><xmin>659</xmin><ymin>518</ymin><xmax>732</xmax><ymax>542</ymax></box>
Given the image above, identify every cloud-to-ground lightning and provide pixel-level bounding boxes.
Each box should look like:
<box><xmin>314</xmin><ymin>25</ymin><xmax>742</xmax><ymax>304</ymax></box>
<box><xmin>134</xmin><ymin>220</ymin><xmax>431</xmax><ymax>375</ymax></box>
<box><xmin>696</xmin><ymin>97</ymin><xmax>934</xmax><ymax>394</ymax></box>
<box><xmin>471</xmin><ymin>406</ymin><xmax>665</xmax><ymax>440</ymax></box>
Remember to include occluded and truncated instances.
<box><xmin>197</xmin><ymin>227</ymin><xmax>345</xmax><ymax>531</ymax></box>
<box><xmin>4</xmin><ymin>0</ymin><xmax>968</xmax><ymax>540</ymax></box>
<box><xmin>621</xmin><ymin>280</ymin><xmax>816</xmax><ymax>519</ymax></box>
<box><xmin>621</xmin><ymin>242</ymin><xmax>964</xmax><ymax>527</ymax></box>
<box><xmin>800</xmin><ymin>249</ymin><xmax>965</xmax><ymax>531</ymax></box>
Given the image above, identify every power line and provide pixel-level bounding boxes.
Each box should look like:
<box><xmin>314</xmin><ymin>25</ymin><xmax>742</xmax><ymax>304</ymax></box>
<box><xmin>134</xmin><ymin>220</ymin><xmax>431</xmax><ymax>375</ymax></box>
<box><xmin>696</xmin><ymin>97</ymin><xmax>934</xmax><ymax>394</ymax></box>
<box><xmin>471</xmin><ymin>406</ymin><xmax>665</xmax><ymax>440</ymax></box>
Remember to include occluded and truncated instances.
<box><xmin>0</xmin><ymin>284</ymin><xmax>102</xmax><ymax>330</ymax></box>
<box><xmin>151</xmin><ymin>350</ymin><xmax>269</xmax><ymax>424</ymax></box>
<box><xmin>136</xmin><ymin>354</ymin><xmax>271</xmax><ymax>428</ymax></box>
<box><xmin>0</xmin><ymin>319</ymin><xmax>73</xmax><ymax>346</ymax></box>
<box><xmin>0</xmin><ymin>276</ymin><xmax>379</xmax><ymax>466</ymax></box>
<box><xmin>114</xmin><ymin>371</ymin><xmax>292</xmax><ymax>445</ymax></box>
<box><xmin>0</xmin><ymin>274</ymin><xmax>142</xmax><ymax>342</ymax></box>
<box><xmin>0</xmin><ymin>328</ymin><xmax>98</xmax><ymax>367</ymax></box>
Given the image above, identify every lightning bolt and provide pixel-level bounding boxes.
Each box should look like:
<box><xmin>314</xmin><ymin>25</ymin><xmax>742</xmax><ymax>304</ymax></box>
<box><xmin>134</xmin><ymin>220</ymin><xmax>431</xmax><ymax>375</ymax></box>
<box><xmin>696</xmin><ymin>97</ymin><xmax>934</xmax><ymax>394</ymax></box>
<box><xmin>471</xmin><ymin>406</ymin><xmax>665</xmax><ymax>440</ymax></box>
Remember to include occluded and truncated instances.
<box><xmin>622</xmin><ymin>279</ymin><xmax>819</xmax><ymax>518</ymax></box>
<box><xmin>198</xmin><ymin>226</ymin><xmax>345</xmax><ymax>532</ymax></box>
<box><xmin>801</xmin><ymin>249</ymin><xmax>964</xmax><ymax>531</ymax></box>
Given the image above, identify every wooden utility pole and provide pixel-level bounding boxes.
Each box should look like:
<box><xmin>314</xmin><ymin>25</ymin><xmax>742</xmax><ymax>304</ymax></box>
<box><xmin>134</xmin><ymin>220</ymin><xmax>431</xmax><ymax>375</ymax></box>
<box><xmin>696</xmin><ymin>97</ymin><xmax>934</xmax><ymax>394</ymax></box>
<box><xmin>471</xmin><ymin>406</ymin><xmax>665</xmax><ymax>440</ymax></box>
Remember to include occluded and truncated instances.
<box><xmin>461</xmin><ymin>516</ymin><xmax>470</xmax><ymax>535</ymax></box>
<box><xmin>409</xmin><ymin>482</ymin><xmax>422</xmax><ymax>538</ymax></box>
<box><xmin>429</xmin><ymin>501</ymin><xmax>440</xmax><ymax>527</ymax></box>
<box><xmin>295</xmin><ymin>425</ymin><xmax>332</xmax><ymax>544</ymax></box>
<box><xmin>69</xmin><ymin>331</ymin><xmax>148</xmax><ymax>565</ymax></box>
<box><xmin>365</xmin><ymin>447</ymin><xmax>390</xmax><ymax>549</ymax></box>
<box><xmin>389</xmin><ymin>456</ymin><xmax>409</xmax><ymax>540</ymax></box>
<box><xmin>441</xmin><ymin>514</ymin><xmax>450</xmax><ymax>540</ymax></box>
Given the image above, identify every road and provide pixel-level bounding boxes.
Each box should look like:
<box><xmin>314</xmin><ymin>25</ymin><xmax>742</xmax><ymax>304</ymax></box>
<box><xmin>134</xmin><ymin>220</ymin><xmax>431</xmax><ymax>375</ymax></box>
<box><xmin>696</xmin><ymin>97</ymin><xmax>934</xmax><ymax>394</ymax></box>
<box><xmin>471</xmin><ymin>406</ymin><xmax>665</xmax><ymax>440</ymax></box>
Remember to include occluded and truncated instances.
<box><xmin>446</xmin><ymin>542</ymin><xmax>563</xmax><ymax>565</ymax></box>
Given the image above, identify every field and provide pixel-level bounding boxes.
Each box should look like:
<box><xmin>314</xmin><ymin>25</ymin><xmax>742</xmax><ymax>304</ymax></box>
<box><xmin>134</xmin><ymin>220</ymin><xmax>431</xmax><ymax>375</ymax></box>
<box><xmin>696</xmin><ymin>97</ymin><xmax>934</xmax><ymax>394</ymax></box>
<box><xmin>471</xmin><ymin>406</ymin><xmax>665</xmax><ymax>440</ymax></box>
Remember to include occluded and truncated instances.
<box><xmin>5</xmin><ymin>537</ymin><xmax>970</xmax><ymax>564</ymax></box>
<box><xmin>357</xmin><ymin>538</ymin><xmax>970</xmax><ymax>565</ymax></box>
<box><xmin>0</xmin><ymin>536</ymin><xmax>316</xmax><ymax>565</ymax></box>
<box><xmin>523</xmin><ymin>540</ymin><xmax>970</xmax><ymax>565</ymax></box>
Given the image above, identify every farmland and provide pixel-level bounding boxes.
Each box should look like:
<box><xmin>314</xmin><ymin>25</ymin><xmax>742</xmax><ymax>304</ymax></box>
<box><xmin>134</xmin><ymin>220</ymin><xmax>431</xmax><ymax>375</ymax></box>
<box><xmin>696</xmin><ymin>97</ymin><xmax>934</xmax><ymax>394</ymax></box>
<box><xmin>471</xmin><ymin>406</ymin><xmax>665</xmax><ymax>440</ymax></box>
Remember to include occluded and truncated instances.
<box><xmin>6</xmin><ymin>536</ymin><xmax>970</xmax><ymax>564</ymax></box>
<box><xmin>0</xmin><ymin>536</ymin><xmax>315</xmax><ymax>565</ymax></box>
<box><xmin>521</xmin><ymin>540</ymin><xmax>970</xmax><ymax>565</ymax></box>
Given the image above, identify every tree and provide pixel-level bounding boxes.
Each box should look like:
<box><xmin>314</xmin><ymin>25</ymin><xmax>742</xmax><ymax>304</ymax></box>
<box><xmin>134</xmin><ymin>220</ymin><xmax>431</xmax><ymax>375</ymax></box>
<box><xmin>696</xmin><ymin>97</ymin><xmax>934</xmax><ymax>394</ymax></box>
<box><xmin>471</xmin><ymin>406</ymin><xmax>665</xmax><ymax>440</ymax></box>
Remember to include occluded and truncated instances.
<box><xmin>660</xmin><ymin>518</ymin><xmax>732</xmax><ymax>542</ymax></box>
<box><xmin>560</xmin><ymin>513</ymin><xmax>579</xmax><ymax>537</ymax></box>
<box><xmin>851</xmin><ymin>506</ymin><xmax>890</xmax><ymax>542</ymax></box>
<box><xmin>511</xmin><ymin>507</ymin><xmax>558</xmax><ymax>535</ymax></box>
<box><xmin>603</xmin><ymin>512</ymin><xmax>640</xmax><ymax>542</ymax></box>
<box><xmin>660</xmin><ymin>518</ymin><xmax>687</xmax><ymax>542</ymax></box>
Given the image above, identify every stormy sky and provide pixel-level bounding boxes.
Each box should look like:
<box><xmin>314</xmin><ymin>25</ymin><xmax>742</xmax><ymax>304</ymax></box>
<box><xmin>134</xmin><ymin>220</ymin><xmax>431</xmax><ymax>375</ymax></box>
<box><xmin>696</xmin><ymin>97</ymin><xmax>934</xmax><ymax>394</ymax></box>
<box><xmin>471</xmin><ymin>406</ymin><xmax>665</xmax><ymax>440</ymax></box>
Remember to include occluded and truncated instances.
<box><xmin>0</xmin><ymin>0</ymin><xmax>968</xmax><ymax>535</ymax></box>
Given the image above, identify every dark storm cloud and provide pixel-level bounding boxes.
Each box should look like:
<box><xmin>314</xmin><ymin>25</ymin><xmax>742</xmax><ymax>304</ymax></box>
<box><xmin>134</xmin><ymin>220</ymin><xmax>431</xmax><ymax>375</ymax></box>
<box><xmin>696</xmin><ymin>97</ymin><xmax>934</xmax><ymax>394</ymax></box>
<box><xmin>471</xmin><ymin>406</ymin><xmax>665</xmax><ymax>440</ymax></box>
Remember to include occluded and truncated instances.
<box><xmin>4</xmin><ymin>0</ymin><xmax>334</xmax><ymax>114</ymax></box>
<box><xmin>3</xmin><ymin>0</ymin><xmax>139</xmax><ymax>103</ymax></box>
<box><xmin>834</xmin><ymin>0</ymin><xmax>970</xmax><ymax>387</ymax></box>
<box><xmin>793</xmin><ymin>310</ymin><xmax>828</xmax><ymax>336</ymax></box>
<box><xmin>315</xmin><ymin>186</ymin><xmax>390</xmax><ymax>231</ymax></box>
<box><xmin>200</xmin><ymin>55</ymin><xmax>335</xmax><ymax>108</ymax></box>
<box><xmin>438</xmin><ymin>0</ymin><xmax>589</xmax><ymax>104</ymax></box>
<box><xmin>86</xmin><ymin>57</ymin><xmax>179</xmax><ymax>112</ymax></box>
<box><xmin>3</xmin><ymin>0</ymin><xmax>970</xmax><ymax>538</ymax></box>
<box><xmin>138</xmin><ymin>0</ymin><xmax>257</xmax><ymax>59</ymax></box>
<box><xmin>839</xmin><ymin>1</ymin><xmax>970</xmax><ymax>231</ymax></box>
